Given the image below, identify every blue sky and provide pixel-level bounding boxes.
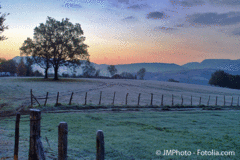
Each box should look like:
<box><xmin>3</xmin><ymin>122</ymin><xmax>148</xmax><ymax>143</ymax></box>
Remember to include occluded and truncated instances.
<box><xmin>0</xmin><ymin>0</ymin><xmax>240</xmax><ymax>65</ymax></box>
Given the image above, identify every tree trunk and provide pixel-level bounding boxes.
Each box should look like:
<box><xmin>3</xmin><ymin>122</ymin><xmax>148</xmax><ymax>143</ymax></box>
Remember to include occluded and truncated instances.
<box><xmin>44</xmin><ymin>68</ymin><xmax>48</xmax><ymax>79</ymax></box>
<box><xmin>54</xmin><ymin>66</ymin><xmax>59</xmax><ymax>80</ymax></box>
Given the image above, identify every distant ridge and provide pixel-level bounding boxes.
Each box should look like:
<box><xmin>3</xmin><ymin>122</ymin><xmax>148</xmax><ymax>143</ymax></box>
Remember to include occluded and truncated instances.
<box><xmin>11</xmin><ymin>56</ymin><xmax>240</xmax><ymax>86</ymax></box>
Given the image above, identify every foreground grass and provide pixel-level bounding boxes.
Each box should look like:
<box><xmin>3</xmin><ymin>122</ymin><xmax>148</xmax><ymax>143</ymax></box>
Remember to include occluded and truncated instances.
<box><xmin>0</xmin><ymin>110</ymin><xmax>239</xmax><ymax>160</ymax></box>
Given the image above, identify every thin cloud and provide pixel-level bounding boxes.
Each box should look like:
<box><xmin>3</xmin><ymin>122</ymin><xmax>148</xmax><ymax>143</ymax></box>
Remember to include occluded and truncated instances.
<box><xmin>64</xmin><ymin>2</ymin><xmax>82</xmax><ymax>8</ymax></box>
<box><xmin>128</xmin><ymin>4</ymin><xmax>151</xmax><ymax>10</ymax></box>
<box><xmin>154</xmin><ymin>26</ymin><xmax>176</xmax><ymax>31</ymax></box>
<box><xmin>187</xmin><ymin>12</ymin><xmax>240</xmax><ymax>26</ymax></box>
<box><xmin>169</xmin><ymin>0</ymin><xmax>205</xmax><ymax>7</ymax></box>
<box><xmin>209</xmin><ymin>0</ymin><xmax>240</xmax><ymax>6</ymax></box>
<box><xmin>118</xmin><ymin>0</ymin><xmax>129</xmax><ymax>4</ymax></box>
<box><xmin>176</xmin><ymin>24</ymin><xmax>184</xmax><ymax>27</ymax></box>
<box><xmin>146</xmin><ymin>11</ymin><xmax>165</xmax><ymax>19</ymax></box>
<box><xmin>122</xmin><ymin>16</ymin><xmax>137</xmax><ymax>21</ymax></box>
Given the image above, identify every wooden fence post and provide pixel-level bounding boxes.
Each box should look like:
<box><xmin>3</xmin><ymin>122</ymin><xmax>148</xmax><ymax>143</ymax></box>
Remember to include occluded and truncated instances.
<box><xmin>44</xmin><ymin>92</ymin><xmax>48</xmax><ymax>106</ymax></box>
<box><xmin>191</xmin><ymin>95</ymin><xmax>192</xmax><ymax>106</ymax></box>
<box><xmin>138</xmin><ymin>93</ymin><xmax>141</xmax><ymax>106</ymax></box>
<box><xmin>172</xmin><ymin>94</ymin><xmax>174</xmax><ymax>106</ymax></box>
<box><xmin>215</xmin><ymin>96</ymin><xmax>217</xmax><ymax>106</ymax></box>
<box><xmin>150</xmin><ymin>93</ymin><xmax>153</xmax><ymax>106</ymax></box>
<box><xmin>207</xmin><ymin>96</ymin><xmax>210</xmax><ymax>106</ymax></box>
<box><xmin>112</xmin><ymin>92</ymin><xmax>116</xmax><ymax>105</ymax></box>
<box><xmin>161</xmin><ymin>94</ymin><xmax>163</xmax><ymax>106</ymax></box>
<box><xmin>55</xmin><ymin>92</ymin><xmax>59</xmax><ymax>106</ymax></box>
<box><xmin>199</xmin><ymin>97</ymin><xmax>201</xmax><ymax>105</ymax></box>
<box><xmin>125</xmin><ymin>93</ymin><xmax>129</xmax><ymax>105</ymax></box>
<box><xmin>14</xmin><ymin>113</ymin><xmax>20</xmax><ymax>160</ymax></box>
<box><xmin>181</xmin><ymin>95</ymin><xmax>183</xmax><ymax>106</ymax></box>
<box><xmin>58</xmin><ymin>122</ymin><xmax>68</xmax><ymax>160</ymax></box>
<box><xmin>85</xmin><ymin>92</ymin><xmax>87</xmax><ymax>105</ymax></box>
<box><xmin>29</xmin><ymin>109</ymin><xmax>45</xmax><ymax>160</ymax></box>
<box><xmin>31</xmin><ymin>89</ymin><xmax>33</xmax><ymax>107</ymax></box>
<box><xmin>69</xmin><ymin>92</ymin><xmax>74</xmax><ymax>105</ymax></box>
<box><xmin>231</xmin><ymin>96</ymin><xmax>233</xmax><ymax>106</ymax></box>
<box><xmin>96</xmin><ymin>130</ymin><xmax>104</xmax><ymax>160</ymax></box>
<box><xmin>99</xmin><ymin>91</ymin><xmax>102</xmax><ymax>105</ymax></box>
<box><xmin>224</xmin><ymin>95</ymin><xmax>225</xmax><ymax>106</ymax></box>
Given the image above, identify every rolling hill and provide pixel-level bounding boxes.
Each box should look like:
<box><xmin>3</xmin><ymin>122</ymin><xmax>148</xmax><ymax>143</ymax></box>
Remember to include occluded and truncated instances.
<box><xmin>12</xmin><ymin>56</ymin><xmax>240</xmax><ymax>86</ymax></box>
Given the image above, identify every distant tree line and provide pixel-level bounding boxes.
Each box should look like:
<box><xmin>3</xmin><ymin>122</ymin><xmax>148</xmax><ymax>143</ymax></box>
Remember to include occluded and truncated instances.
<box><xmin>209</xmin><ymin>70</ymin><xmax>240</xmax><ymax>89</ymax></box>
<box><xmin>0</xmin><ymin>57</ymin><xmax>43</xmax><ymax>77</ymax></box>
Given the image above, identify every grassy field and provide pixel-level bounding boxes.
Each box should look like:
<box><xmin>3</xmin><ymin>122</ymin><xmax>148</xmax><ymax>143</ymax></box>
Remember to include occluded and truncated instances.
<box><xmin>1</xmin><ymin>77</ymin><xmax>240</xmax><ymax>111</ymax></box>
<box><xmin>0</xmin><ymin>77</ymin><xmax>239</xmax><ymax>159</ymax></box>
<box><xmin>0</xmin><ymin>110</ymin><xmax>239</xmax><ymax>159</ymax></box>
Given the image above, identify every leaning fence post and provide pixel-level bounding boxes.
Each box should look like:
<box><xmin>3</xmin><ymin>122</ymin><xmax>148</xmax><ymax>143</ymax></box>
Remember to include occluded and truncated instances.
<box><xmin>85</xmin><ymin>92</ymin><xmax>87</xmax><ymax>105</ymax></box>
<box><xmin>172</xmin><ymin>94</ymin><xmax>174</xmax><ymax>106</ymax></box>
<box><xmin>161</xmin><ymin>94</ymin><xmax>163</xmax><ymax>106</ymax></box>
<box><xmin>150</xmin><ymin>93</ymin><xmax>153</xmax><ymax>106</ymax></box>
<box><xmin>112</xmin><ymin>92</ymin><xmax>116</xmax><ymax>105</ymax></box>
<box><xmin>69</xmin><ymin>92</ymin><xmax>74</xmax><ymax>105</ymax></box>
<box><xmin>55</xmin><ymin>92</ymin><xmax>59</xmax><ymax>106</ymax></box>
<box><xmin>99</xmin><ymin>91</ymin><xmax>102</xmax><ymax>105</ymax></box>
<box><xmin>138</xmin><ymin>93</ymin><xmax>141</xmax><ymax>106</ymax></box>
<box><xmin>96</xmin><ymin>130</ymin><xmax>104</xmax><ymax>160</ymax></box>
<box><xmin>14</xmin><ymin>113</ymin><xmax>21</xmax><ymax>160</ymax></box>
<box><xmin>125</xmin><ymin>93</ymin><xmax>129</xmax><ymax>105</ymax></box>
<box><xmin>207</xmin><ymin>96</ymin><xmax>210</xmax><ymax>106</ymax></box>
<box><xmin>29</xmin><ymin>109</ymin><xmax>45</xmax><ymax>160</ymax></box>
<box><xmin>231</xmin><ymin>96</ymin><xmax>233</xmax><ymax>106</ymax></box>
<box><xmin>58</xmin><ymin>122</ymin><xmax>68</xmax><ymax>160</ymax></box>
<box><xmin>31</xmin><ymin>89</ymin><xmax>33</xmax><ymax>107</ymax></box>
<box><xmin>44</xmin><ymin>92</ymin><xmax>48</xmax><ymax>106</ymax></box>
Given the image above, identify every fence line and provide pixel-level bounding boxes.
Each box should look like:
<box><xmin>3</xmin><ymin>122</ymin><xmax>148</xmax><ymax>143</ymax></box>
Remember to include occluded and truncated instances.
<box><xmin>30</xmin><ymin>89</ymin><xmax>240</xmax><ymax>107</ymax></box>
<box><xmin>14</xmin><ymin>110</ymin><xmax>105</xmax><ymax>160</ymax></box>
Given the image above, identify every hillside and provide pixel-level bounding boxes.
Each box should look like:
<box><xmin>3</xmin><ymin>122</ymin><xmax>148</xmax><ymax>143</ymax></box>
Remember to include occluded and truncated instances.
<box><xmin>12</xmin><ymin>56</ymin><xmax>240</xmax><ymax>86</ymax></box>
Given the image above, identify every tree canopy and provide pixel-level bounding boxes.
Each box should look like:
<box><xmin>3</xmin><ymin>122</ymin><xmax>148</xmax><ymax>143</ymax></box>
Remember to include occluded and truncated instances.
<box><xmin>0</xmin><ymin>6</ymin><xmax>9</xmax><ymax>41</ymax></box>
<box><xmin>107</xmin><ymin>65</ymin><xmax>117</xmax><ymax>77</ymax></box>
<box><xmin>20</xmin><ymin>16</ymin><xmax>89</xmax><ymax>80</ymax></box>
<box><xmin>137</xmin><ymin>68</ymin><xmax>146</xmax><ymax>80</ymax></box>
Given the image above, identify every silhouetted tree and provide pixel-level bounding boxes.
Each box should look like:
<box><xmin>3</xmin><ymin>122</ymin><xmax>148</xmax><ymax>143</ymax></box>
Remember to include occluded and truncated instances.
<box><xmin>209</xmin><ymin>70</ymin><xmax>229</xmax><ymax>87</ymax></box>
<box><xmin>25</xmin><ymin>57</ymin><xmax>34</xmax><ymax>76</ymax></box>
<box><xmin>82</xmin><ymin>60</ymin><xmax>96</xmax><ymax>77</ymax></box>
<box><xmin>20</xmin><ymin>16</ymin><xmax>89</xmax><ymax>80</ymax></box>
<box><xmin>17</xmin><ymin>58</ymin><xmax>27</xmax><ymax>76</ymax></box>
<box><xmin>95</xmin><ymin>69</ymin><xmax>100</xmax><ymax>77</ymax></box>
<box><xmin>120</xmin><ymin>72</ymin><xmax>135</xmax><ymax>79</ymax></box>
<box><xmin>0</xmin><ymin>59</ymin><xmax>17</xmax><ymax>75</ymax></box>
<box><xmin>137</xmin><ymin>68</ymin><xmax>146</xmax><ymax>80</ymax></box>
<box><xmin>0</xmin><ymin>6</ymin><xmax>9</xmax><ymax>41</ymax></box>
<box><xmin>107</xmin><ymin>65</ymin><xmax>117</xmax><ymax>77</ymax></box>
<box><xmin>20</xmin><ymin>38</ymin><xmax>52</xmax><ymax>79</ymax></box>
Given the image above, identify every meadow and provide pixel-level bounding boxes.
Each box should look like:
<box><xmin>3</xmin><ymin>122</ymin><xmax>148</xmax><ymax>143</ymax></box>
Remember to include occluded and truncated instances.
<box><xmin>1</xmin><ymin>77</ymin><xmax>240</xmax><ymax>110</ymax></box>
<box><xmin>0</xmin><ymin>77</ymin><xmax>240</xmax><ymax>159</ymax></box>
<box><xmin>0</xmin><ymin>110</ymin><xmax>239</xmax><ymax>160</ymax></box>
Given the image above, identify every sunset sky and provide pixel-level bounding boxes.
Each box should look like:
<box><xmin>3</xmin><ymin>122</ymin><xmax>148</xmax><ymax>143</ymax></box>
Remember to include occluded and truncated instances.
<box><xmin>0</xmin><ymin>0</ymin><xmax>240</xmax><ymax>65</ymax></box>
